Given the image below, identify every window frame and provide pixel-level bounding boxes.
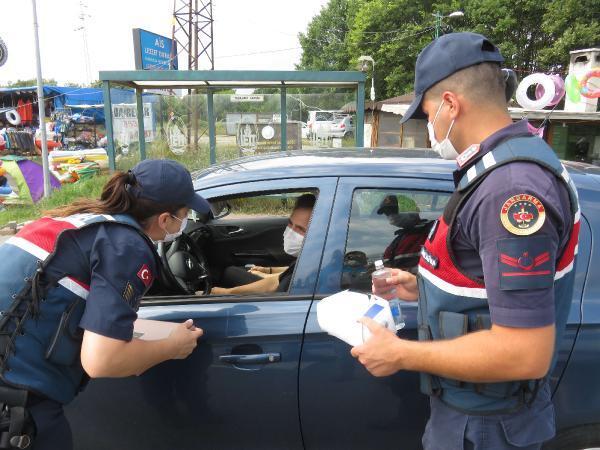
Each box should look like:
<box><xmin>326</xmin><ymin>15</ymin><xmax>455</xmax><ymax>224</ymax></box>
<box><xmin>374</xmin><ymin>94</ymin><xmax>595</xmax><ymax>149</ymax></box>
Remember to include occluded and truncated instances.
<box><xmin>142</xmin><ymin>177</ymin><xmax>338</xmax><ymax>305</ymax></box>
<box><xmin>316</xmin><ymin>176</ymin><xmax>454</xmax><ymax>296</ymax></box>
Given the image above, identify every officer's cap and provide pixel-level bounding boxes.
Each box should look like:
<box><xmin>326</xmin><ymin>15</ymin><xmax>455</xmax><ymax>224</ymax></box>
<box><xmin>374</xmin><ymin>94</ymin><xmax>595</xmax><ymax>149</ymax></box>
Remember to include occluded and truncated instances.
<box><xmin>400</xmin><ymin>32</ymin><xmax>504</xmax><ymax>124</ymax></box>
<box><xmin>130</xmin><ymin>159</ymin><xmax>211</xmax><ymax>214</ymax></box>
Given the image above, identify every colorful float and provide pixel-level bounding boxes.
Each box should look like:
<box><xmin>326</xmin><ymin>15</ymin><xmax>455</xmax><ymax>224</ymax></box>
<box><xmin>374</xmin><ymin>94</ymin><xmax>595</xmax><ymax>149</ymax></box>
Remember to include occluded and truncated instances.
<box><xmin>515</xmin><ymin>68</ymin><xmax>600</xmax><ymax>109</ymax></box>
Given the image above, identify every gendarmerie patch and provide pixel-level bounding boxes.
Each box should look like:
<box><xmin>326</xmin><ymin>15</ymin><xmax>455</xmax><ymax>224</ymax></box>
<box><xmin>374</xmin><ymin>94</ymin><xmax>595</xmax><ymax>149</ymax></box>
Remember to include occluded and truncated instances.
<box><xmin>500</xmin><ymin>194</ymin><xmax>545</xmax><ymax>236</ymax></box>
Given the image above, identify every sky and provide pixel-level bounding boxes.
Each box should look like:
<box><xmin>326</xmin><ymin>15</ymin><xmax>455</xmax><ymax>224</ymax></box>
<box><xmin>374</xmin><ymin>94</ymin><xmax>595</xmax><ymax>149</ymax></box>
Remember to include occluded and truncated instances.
<box><xmin>0</xmin><ymin>0</ymin><xmax>329</xmax><ymax>85</ymax></box>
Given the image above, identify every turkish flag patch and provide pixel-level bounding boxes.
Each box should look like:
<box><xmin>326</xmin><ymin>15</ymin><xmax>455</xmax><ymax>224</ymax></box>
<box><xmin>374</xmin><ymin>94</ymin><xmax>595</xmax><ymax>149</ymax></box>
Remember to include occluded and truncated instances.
<box><xmin>137</xmin><ymin>264</ymin><xmax>154</xmax><ymax>287</ymax></box>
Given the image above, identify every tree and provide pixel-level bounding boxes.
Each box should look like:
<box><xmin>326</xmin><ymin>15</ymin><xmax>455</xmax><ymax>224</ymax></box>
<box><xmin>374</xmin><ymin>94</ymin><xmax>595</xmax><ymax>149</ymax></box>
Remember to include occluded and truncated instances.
<box><xmin>3</xmin><ymin>78</ymin><xmax>58</xmax><ymax>88</ymax></box>
<box><xmin>296</xmin><ymin>0</ymin><xmax>359</xmax><ymax>71</ymax></box>
<box><xmin>347</xmin><ymin>0</ymin><xmax>436</xmax><ymax>99</ymax></box>
<box><xmin>459</xmin><ymin>0</ymin><xmax>600</xmax><ymax>75</ymax></box>
<box><xmin>297</xmin><ymin>0</ymin><xmax>600</xmax><ymax>99</ymax></box>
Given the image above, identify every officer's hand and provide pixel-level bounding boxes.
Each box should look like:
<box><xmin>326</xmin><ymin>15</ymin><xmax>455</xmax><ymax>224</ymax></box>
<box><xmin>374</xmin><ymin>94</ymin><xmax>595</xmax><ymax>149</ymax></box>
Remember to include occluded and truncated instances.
<box><xmin>168</xmin><ymin>319</ymin><xmax>204</xmax><ymax>359</ymax></box>
<box><xmin>250</xmin><ymin>266</ymin><xmax>269</xmax><ymax>274</ymax></box>
<box><xmin>350</xmin><ymin>317</ymin><xmax>405</xmax><ymax>377</ymax></box>
<box><xmin>372</xmin><ymin>268</ymin><xmax>418</xmax><ymax>301</ymax></box>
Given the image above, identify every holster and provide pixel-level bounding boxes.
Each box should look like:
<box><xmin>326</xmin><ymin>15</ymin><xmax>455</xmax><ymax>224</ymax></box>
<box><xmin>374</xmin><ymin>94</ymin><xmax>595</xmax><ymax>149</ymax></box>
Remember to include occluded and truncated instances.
<box><xmin>0</xmin><ymin>386</ymin><xmax>35</xmax><ymax>449</ymax></box>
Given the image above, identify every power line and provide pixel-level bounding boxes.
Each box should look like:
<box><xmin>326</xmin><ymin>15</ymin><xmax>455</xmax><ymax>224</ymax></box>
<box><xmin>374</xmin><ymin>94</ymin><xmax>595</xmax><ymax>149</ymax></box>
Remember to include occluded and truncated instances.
<box><xmin>218</xmin><ymin>47</ymin><xmax>302</xmax><ymax>59</ymax></box>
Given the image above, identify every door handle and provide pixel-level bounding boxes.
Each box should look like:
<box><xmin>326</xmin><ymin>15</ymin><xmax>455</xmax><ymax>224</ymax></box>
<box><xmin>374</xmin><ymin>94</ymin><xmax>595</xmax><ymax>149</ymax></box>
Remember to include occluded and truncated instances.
<box><xmin>228</xmin><ymin>228</ymin><xmax>245</xmax><ymax>235</ymax></box>
<box><xmin>219</xmin><ymin>353</ymin><xmax>281</xmax><ymax>365</ymax></box>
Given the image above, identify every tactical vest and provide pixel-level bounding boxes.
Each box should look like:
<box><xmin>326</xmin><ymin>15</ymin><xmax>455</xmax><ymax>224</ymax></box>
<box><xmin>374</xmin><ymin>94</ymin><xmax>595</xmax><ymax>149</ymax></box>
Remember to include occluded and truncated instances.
<box><xmin>0</xmin><ymin>213</ymin><xmax>155</xmax><ymax>404</ymax></box>
<box><xmin>417</xmin><ymin>136</ymin><xmax>580</xmax><ymax>414</ymax></box>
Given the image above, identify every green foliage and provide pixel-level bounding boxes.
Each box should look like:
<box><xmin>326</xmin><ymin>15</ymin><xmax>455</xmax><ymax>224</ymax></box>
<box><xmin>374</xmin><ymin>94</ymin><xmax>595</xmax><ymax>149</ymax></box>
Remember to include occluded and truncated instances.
<box><xmin>2</xmin><ymin>78</ymin><xmax>58</xmax><ymax>88</ymax></box>
<box><xmin>0</xmin><ymin>174</ymin><xmax>109</xmax><ymax>227</ymax></box>
<box><xmin>298</xmin><ymin>0</ymin><xmax>600</xmax><ymax>98</ymax></box>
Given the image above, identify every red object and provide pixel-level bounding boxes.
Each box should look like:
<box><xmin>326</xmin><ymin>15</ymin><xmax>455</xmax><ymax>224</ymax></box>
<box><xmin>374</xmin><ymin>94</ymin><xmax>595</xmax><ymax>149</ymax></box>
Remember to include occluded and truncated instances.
<box><xmin>35</xmin><ymin>139</ymin><xmax>62</xmax><ymax>151</ymax></box>
<box><xmin>137</xmin><ymin>264</ymin><xmax>154</xmax><ymax>287</ymax></box>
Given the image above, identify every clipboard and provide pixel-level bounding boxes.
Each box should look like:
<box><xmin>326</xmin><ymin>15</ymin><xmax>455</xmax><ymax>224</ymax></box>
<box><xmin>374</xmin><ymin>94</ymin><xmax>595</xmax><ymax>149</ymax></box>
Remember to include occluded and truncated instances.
<box><xmin>133</xmin><ymin>319</ymin><xmax>178</xmax><ymax>341</ymax></box>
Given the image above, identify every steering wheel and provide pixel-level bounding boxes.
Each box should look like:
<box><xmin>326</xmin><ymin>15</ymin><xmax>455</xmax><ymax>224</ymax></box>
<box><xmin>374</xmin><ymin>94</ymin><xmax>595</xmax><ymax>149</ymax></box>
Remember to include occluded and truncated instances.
<box><xmin>157</xmin><ymin>233</ymin><xmax>212</xmax><ymax>295</ymax></box>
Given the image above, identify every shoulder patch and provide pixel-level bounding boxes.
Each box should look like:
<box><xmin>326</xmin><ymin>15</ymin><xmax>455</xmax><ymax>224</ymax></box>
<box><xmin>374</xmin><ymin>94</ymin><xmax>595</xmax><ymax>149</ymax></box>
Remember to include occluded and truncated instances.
<box><xmin>497</xmin><ymin>237</ymin><xmax>554</xmax><ymax>290</ymax></box>
<box><xmin>500</xmin><ymin>194</ymin><xmax>545</xmax><ymax>236</ymax></box>
<box><xmin>137</xmin><ymin>264</ymin><xmax>154</xmax><ymax>287</ymax></box>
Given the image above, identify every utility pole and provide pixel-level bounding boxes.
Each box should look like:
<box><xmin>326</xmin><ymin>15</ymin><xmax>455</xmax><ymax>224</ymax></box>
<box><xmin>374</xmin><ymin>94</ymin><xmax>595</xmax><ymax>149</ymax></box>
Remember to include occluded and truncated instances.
<box><xmin>432</xmin><ymin>11</ymin><xmax>464</xmax><ymax>40</ymax></box>
<box><xmin>31</xmin><ymin>0</ymin><xmax>51</xmax><ymax>197</ymax></box>
<box><xmin>433</xmin><ymin>11</ymin><xmax>442</xmax><ymax>39</ymax></box>
<box><xmin>172</xmin><ymin>0</ymin><xmax>214</xmax><ymax>151</ymax></box>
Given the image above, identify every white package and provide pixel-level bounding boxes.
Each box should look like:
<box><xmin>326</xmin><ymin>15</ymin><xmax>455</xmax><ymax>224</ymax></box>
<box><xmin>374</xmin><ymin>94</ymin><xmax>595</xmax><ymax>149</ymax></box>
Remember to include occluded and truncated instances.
<box><xmin>316</xmin><ymin>290</ymin><xmax>396</xmax><ymax>347</ymax></box>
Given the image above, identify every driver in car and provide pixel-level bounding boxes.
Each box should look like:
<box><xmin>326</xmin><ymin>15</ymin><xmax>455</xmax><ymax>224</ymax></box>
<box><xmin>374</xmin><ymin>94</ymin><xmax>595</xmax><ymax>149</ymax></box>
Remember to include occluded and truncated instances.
<box><xmin>211</xmin><ymin>193</ymin><xmax>316</xmax><ymax>295</ymax></box>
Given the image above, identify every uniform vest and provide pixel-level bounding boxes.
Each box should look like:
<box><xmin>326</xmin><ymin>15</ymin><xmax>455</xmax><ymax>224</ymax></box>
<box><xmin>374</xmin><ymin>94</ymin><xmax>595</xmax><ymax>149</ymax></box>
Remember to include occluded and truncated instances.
<box><xmin>417</xmin><ymin>136</ymin><xmax>580</xmax><ymax>414</ymax></box>
<box><xmin>0</xmin><ymin>213</ymin><xmax>155</xmax><ymax>404</ymax></box>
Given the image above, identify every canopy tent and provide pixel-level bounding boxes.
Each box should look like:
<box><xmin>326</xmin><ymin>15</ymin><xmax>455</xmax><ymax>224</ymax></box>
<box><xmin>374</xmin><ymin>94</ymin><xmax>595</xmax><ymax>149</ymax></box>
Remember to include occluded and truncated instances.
<box><xmin>0</xmin><ymin>155</ymin><xmax>60</xmax><ymax>204</ymax></box>
<box><xmin>0</xmin><ymin>86</ymin><xmax>156</xmax><ymax>123</ymax></box>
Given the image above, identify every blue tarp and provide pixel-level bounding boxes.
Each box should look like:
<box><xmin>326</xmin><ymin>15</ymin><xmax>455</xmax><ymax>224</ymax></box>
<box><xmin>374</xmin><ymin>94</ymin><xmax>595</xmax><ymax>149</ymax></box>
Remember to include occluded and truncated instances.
<box><xmin>0</xmin><ymin>85</ymin><xmax>157</xmax><ymax>123</ymax></box>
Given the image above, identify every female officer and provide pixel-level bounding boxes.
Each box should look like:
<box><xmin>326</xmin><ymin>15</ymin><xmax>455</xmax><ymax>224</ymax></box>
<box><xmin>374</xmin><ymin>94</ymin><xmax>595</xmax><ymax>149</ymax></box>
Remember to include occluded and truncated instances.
<box><xmin>0</xmin><ymin>159</ymin><xmax>207</xmax><ymax>450</ymax></box>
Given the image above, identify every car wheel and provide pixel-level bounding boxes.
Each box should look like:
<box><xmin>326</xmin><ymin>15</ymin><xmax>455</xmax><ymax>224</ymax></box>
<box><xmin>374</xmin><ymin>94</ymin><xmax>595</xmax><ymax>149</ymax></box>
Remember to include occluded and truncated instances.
<box><xmin>345</xmin><ymin>131</ymin><xmax>354</xmax><ymax>138</ymax></box>
<box><xmin>543</xmin><ymin>424</ymin><xmax>600</xmax><ymax>450</ymax></box>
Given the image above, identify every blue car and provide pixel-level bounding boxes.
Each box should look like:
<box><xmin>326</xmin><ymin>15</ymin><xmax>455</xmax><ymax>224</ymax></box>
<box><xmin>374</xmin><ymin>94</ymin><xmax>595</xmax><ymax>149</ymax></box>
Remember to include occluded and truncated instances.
<box><xmin>65</xmin><ymin>149</ymin><xmax>600</xmax><ymax>450</ymax></box>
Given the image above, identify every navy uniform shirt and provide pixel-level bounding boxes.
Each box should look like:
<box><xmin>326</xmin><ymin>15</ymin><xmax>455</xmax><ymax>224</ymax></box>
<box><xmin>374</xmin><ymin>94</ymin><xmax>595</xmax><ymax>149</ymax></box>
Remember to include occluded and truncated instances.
<box><xmin>451</xmin><ymin>120</ymin><xmax>572</xmax><ymax>328</ymax></box>
<box><xmin>43</xmin><ymin>222</ymin><xmax>158</xmax><ymax>341</ymax></box>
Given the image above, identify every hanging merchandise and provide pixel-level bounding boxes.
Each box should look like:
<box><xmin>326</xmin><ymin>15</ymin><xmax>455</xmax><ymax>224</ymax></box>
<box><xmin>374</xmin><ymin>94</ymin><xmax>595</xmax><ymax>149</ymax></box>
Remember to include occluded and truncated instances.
<box><xmin>565</xmin><ymin>74</ymin><xmax>582</xmax><ymax>103</ymax></box>
<box><xmin>5</xmin><ymin>109</ymin><xmax>21</xmax><ymax>126</ymax></box>
<box><xmin>580</xmin><ymin>69</ymin><xmax>600</xmax><ymax>99</ymax></box>
<box><xmin>515</xmin><ymin>73</ymin><xmax>556</xmax><ymax>109</ymax></box>
<box><xmin>534</xmin><ymin>74</ymin><xmax>565</xmax><ymax>107</ymax></box>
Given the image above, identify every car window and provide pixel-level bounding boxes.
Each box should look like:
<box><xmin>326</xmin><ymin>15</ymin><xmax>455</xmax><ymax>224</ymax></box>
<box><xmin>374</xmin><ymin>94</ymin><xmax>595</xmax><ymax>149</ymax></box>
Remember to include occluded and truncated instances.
<box><xmin>315</xmin><ymin>112</ymin><xmax>334</xmax><ymax>121</ymax></box>
<box><xmin>342</xmin><ymin>189</ymin><xmax>450</xmax><ymax>292</ymax></box>
<box><xmin>212</xmin><ymin>193</ymin><xmax>298</xmax><ymax>220</ymax></box>
<box><xmin>207</xmin><ymin>190</ymin><xmax>318</xmax><ymax>295</ymax></box>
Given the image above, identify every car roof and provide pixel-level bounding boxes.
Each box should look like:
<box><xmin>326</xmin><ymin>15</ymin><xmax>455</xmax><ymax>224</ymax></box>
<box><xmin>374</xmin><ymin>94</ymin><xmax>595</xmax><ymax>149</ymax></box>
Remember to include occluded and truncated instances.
<box><xmin>192</xmin><ymin>148</ymin><xmax>454</xmax><ymax>189</ymax></box>
<box><xmin>192</xmin><ymin>148</ymin><xmax>600</xmax><ymax>193</ymax></box>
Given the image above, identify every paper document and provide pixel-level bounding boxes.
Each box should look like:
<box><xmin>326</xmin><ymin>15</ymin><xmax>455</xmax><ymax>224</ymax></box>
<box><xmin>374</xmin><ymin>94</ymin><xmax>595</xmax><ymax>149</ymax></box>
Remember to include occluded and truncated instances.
<box><xmin>316</xmin><ymin>290</ymin><xmax>396</xmax><ymax>347</ymax></box>
<box><xmin>133</xmin><ymin>319</ymin><xmax>178</xmax><ymax>341</ymax></box>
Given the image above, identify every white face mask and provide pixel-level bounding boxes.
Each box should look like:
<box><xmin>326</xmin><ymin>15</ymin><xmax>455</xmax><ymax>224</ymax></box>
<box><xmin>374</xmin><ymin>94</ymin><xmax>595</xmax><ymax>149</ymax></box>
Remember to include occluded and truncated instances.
<box><xmin>427</xmin><ymin>99</ymin><xmax>459</xmax><ymax>160</ymax></box>
<box><xmin>161</xmin><ymin>214</ymin><xmax>187</xmax><ymax>243</ymax></box>
<box><xmin>283</xmin><ymin>226</ymin><xmax>304</xmax><ymax>257</ymax></box>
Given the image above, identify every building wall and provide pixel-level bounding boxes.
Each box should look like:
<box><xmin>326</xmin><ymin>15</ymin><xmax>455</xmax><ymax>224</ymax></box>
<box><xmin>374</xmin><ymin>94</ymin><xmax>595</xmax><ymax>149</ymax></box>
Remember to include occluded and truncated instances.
<box><xmin>375</xmin><ymin>111</ymin><xmax>427</xmax><ymax>148</ymax></box>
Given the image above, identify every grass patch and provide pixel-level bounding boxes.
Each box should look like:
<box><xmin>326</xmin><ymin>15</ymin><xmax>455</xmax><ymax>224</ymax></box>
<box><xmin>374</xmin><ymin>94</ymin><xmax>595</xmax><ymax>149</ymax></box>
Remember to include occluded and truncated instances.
<box><xmin>0</xmin><ymin>175</ymin><xmax>109</xmax><ymax>227</ymax></box>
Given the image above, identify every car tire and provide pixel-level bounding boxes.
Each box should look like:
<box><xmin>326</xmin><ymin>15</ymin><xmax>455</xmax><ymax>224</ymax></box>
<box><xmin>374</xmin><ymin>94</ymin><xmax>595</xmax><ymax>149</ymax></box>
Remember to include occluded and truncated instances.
<box><xmin>345</xmin><ymin>131</ymin><xmax>354</xmax><ymax>138</ymax></box>
<box><xmin>543</xmin><ymin>424</ymin><xmax>600</xmax><ymax>450</ymax></box>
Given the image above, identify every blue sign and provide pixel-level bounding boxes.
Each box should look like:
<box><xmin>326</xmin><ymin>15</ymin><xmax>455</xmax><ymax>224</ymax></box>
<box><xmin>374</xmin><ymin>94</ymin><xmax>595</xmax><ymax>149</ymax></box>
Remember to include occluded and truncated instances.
<box><xmin>133</xmin><ymin>28</ymin><xmax>178</xmax><ymax>70</ymax></box>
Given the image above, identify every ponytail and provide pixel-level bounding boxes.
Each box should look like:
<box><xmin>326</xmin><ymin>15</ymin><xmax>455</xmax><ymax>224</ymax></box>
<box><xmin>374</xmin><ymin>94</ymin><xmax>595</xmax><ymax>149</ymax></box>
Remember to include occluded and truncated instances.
<box><xmin>45</xmin><ymin>171</ymin><xmax>184</xmax><ymax>225</ymax></box>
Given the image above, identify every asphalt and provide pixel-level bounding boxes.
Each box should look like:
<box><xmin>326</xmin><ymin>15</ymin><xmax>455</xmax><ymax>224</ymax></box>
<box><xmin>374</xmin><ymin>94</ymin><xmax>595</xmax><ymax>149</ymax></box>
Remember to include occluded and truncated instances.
<box><xmin>0</xmin><ymin>235</ymin><xmax>10</xmax><ymax>245</ymax></box>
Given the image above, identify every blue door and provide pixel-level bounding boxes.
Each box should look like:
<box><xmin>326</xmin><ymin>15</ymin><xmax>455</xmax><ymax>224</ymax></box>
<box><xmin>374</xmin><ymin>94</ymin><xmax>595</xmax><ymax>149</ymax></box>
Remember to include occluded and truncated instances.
<box><xmin>299</xmin><ymin>176</ymin><xmax>454</xmax><ymax>449</ymax></box>
<box><xmin>66</xmin><ymin>177</ymin><xmax>337</xmax><ymax>450</ymax></box>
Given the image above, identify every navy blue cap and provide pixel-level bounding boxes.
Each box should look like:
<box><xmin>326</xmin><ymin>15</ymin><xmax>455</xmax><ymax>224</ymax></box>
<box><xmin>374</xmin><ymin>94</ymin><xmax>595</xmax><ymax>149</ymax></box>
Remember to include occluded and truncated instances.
<box><xmin>130</xmin><ymin>159</ymin><xmax>211</xmax><ymax>214</ymax></box>
<box><xmin>400</xmin><ymin>32</ymin><xmax>504</xmax><ymax>124</ymax></box>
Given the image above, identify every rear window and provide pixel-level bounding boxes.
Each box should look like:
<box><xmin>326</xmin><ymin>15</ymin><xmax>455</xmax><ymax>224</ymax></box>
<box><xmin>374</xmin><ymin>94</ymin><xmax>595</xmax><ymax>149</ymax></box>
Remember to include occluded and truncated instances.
<box><xmin>315</xmin><ymin>112</ymin><xmax>334</xmax><ymax>121</ymax></box>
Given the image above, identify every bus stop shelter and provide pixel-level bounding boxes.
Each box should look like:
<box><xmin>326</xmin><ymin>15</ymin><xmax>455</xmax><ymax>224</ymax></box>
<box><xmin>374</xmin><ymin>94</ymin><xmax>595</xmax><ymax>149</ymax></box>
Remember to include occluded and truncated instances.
<box><xmin>99</xmin><ymin>70</ymin><xmax>367</xmax><ymax>170</ymax></box>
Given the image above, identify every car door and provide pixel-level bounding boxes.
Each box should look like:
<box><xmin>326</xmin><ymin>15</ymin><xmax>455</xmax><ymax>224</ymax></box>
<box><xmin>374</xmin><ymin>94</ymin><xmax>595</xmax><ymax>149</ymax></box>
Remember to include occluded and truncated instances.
<box><xmin>299</xmin><ymin>176</ymin><xmax>454</xmax><ymax>450</ymax></box>
<box><xmin>205</xmin><ymin>204</ymin><xmax>294</xmax><ymax>270</ymax></box>
<box><xmin>65</xmin><ymin>177</ymin><xmax>337</xmax><ymax>450</ymax></box>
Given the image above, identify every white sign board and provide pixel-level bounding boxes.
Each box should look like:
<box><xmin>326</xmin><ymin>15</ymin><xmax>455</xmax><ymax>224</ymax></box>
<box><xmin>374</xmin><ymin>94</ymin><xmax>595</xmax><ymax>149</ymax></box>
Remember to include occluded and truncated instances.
<box><xmin>112</xmin><ymin>103</ymin><xmax>155</xmax><ymax>146</ymax></box>
<box><xmin>230</xmin><ymin>95</ymin><xmax>264</xmax><ymax>102</ymax></box>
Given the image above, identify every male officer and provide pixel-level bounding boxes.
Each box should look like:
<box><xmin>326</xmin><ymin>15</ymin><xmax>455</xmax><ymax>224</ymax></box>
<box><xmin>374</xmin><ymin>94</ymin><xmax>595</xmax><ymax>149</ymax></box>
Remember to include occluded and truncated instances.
<box><xmin>351</xmin><ymin>32</ymin><xmax>580</xmax><ymax>450</ymax></box>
